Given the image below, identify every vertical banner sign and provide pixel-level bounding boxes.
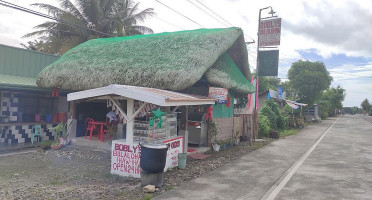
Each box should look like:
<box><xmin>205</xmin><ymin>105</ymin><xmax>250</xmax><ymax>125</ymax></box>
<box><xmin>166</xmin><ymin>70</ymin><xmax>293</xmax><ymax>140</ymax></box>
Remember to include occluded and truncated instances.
<box><xmin>258</xmin><ymin>50</ymin><xmax>279</xmax><ymax>76</ymax></box>
<box><xmin>259</xmin><ymin>18</ymin><xmax>281</xmax><ymax>47</ymax></box>
<box><xmin>208</xmin><ymin>87</ymin><xmax>228</xmax><ymax>104</ymax></box>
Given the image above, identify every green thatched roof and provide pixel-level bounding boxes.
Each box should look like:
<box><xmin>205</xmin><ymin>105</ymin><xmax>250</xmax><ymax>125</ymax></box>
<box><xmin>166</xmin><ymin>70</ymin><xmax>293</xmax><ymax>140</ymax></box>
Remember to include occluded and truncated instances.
<box><xmin>37</xmin><ymin>27</ymin><xmax>255</xmax><ymax>94</ymax></box>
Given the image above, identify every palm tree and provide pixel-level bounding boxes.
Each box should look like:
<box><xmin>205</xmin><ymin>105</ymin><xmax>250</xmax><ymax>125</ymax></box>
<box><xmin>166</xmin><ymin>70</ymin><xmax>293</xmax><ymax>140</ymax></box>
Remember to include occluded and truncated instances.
<box><xmin>23</xmin><ymin>0</ymin><xmax>154</xmax><ymax>55</ymax></box>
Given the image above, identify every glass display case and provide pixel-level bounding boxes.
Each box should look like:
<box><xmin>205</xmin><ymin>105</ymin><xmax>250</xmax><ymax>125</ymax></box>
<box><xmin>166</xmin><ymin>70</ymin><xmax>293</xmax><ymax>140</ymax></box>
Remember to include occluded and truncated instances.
<box><xmin>133</xmin><ymin>113</ymin><xmax>177</xmax><ymax>142</ymax></box>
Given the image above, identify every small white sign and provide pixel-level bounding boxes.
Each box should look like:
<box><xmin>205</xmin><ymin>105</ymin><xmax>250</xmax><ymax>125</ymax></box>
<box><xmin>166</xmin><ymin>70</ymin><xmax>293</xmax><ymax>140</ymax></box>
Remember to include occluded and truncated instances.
<box><xmin>259</xmin><ymin>18</ymin><xmax>281</xmax><ymax>47</ymax></box>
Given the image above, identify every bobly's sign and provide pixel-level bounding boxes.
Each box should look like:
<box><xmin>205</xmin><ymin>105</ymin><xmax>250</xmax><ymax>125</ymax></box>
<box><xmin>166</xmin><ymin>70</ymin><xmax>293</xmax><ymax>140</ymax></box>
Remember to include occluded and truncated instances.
<box><xmin>259</xmin><ymin>18</ymin><xmax>281</xmax><ymax>47</ymax></box>
<box><xmin>111</xmin><ymin>137</ymin><xmax>183</xmax><ymax>178</ymax></box>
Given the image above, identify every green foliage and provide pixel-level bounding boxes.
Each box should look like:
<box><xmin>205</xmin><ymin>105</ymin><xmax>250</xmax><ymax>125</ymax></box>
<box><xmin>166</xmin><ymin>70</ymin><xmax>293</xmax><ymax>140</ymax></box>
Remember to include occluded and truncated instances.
<box><xmin>258</xmin><ymin>114</ymin><xmax>270</xmax><ymax>138</ymax></box>
<box><xmin>24</xmin><ymin>0</ymin><xmax>155</xmax><ymax>55</ymax></box>
<box><xmin>260</xmin><ymin>100</ymin><xmax>288</xmax><ymax>131</ymax></box>
<box><xmin>279</xmin><ymin>129</ymin><xmax>299</xmax><ymax>137</ymax></box>
<box><xmin>143</xmin><ymin>194</ymin><xmax>153</xmax><ymax>200</ymax></box>
<box><xmin>254</xmin><ymin>75</ymin><xmax>280</xmax><ymax>94</ymax></box>
<box><xmin>288</xmin><ymin>60</ymin><xmax>333</xmax><ymax>105</ymax></box>
<box><xmin>40</xmin><ymin>140</ymin><xmax>53</xmax><ymax>149</ymax></box>
<box><xmin>49</xmin><ymin>122</ymin><xmax>68</xmax><ymax>139</ymax></box>
<box><xmin>319</xmin><ymin>85</ymin><xmax>346</xmax><ymax>118</ymax></box>
<box><xmin>351</xmin><ymin>106</ymin><xmax>362</xmax><ymax>115</ymax></box>
<box><xmin>361</xmin><ymin>98</ymin><xmax>371</xmax><ymax>114</ymax></box>
<box><xmin>209</xmin><ymin>120</ymin><xmax>223</xmax><ymax>145</ymax></box>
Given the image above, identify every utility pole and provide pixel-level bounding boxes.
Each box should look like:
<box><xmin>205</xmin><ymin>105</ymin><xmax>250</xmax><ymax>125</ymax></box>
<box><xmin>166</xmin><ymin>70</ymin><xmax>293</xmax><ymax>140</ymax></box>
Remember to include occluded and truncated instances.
<box><xmin>254</xmin><ymin>6</ymin><xmax>277</xmax><ymax>141</ymax></box>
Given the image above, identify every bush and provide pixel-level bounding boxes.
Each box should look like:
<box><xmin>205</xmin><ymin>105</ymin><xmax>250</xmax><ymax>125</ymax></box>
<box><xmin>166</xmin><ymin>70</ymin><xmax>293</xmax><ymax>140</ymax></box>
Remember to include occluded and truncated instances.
<box><xmin>261</xmin><ymin>105</ymin><xmax>277</xmax><ymax>129</ymax></box>
<box><xmin>258</xmin><ymin>114</ymin><xmax>270</xmax><ymax>138</ymax></box>
<box><xmin>261</xmin><ymin>100</ymin><xmax>289</xmax><ymax>131</ymax></box>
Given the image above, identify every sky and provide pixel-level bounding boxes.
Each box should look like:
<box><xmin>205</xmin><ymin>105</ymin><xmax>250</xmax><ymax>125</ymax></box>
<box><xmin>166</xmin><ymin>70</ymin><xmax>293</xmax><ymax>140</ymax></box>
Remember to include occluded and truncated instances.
<box><xmin>1</xmin><ymin>0</ymin><xmax>372</xmax><ymax>107</ymax></box>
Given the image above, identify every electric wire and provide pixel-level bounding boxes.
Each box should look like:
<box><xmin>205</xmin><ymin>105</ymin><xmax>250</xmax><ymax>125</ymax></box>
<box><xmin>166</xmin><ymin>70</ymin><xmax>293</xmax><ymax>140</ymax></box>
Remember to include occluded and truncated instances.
<box><xmin>154</xmin><ymin>0</ymin><xmax>204</xmax><ymax>28</ymax></box>
<box><xmin>185</xmin><ymin>0</ymin><xmax>229</xmax><ymax>27</ymax></box>
<box><xmin>154</xmin><ymin>16</ymin><xmax>184</xmax><ymax>30</ymax></box>
<box><xmin>0</xmin><ymin>0</ymin><xmax>115</xmax><ymax>37</ymax></box>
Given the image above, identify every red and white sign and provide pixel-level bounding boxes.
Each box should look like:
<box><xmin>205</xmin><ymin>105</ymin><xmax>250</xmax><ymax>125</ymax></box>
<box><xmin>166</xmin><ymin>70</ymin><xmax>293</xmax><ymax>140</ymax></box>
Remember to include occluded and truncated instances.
<box><xmin>208</xmin><ymin>87</ymin><xmax>228</xmax><ymax>104</ymax></box>
<box><xmin>259</xmin><ymin>18</ymin><xmax>281</xmax><ymax>47</ymax></box>
<box><xmin>111</xmin><ymin>136</ymin><xmax>184</xmax><ymax>178</ymax></box>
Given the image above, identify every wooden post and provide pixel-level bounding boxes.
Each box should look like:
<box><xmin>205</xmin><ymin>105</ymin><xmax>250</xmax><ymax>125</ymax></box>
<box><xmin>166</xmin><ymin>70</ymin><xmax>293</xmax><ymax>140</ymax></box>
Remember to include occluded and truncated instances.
<box><xmin>126</xmin><ymin>99</ymin><xmax>134</xmax><ymax>144</ymax></box>
<box><xmin>180</xmin><ymin>106</ymin><xmax>189</xmax><ymax>153</ymax></box>
<box><xmin>69</xmin><ymin>101</ymin><xmax>76</xmax><ymax>119</ymax></box>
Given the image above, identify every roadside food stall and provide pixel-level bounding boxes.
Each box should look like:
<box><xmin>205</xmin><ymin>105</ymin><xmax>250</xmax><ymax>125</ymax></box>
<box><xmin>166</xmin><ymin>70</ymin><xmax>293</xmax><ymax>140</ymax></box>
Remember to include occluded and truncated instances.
<box><xmin>67</xmin><ymin>84</ymin><xmax>216</xmax><ymax>178</ymax></box>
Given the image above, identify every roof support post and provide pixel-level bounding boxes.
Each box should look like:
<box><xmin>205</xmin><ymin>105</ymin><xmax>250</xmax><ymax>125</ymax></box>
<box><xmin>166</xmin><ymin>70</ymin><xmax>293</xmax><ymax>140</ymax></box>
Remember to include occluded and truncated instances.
<box><xmin>126</xmin><ymin>98</ymin><xmax>134</xmax><ymax>144</ymax></box>
<box><xmin>179</xmin><ymin>106</ymin><xmax>189</xmax><ymax>153</ymax></box>
<box><xmin>109</xmin><ymin>96</ymin><xmax>128</xmax><ymax>121</ymax></box>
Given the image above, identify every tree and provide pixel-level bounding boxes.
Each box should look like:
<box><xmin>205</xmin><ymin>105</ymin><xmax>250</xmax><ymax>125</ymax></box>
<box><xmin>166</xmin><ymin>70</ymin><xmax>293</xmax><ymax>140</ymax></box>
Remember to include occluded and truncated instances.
<box><xmin>23</xmin><ymin>0</ymin><xmax>154</xmax><ymax>55</ymax></box>
<box><xmin>257</xmin><ymin>76</ymin><xmax>280</xmax><ymax>94</ymax></box>
<box><xmin>21</xmin><ymin>39</ymin><xmax>59</xmax><ymax>55</ymax></box>
<box><xmin>361</xmin><ymin>98</ymin><xmax>371</xmax><ymax>113</ymax></box>
<box><xmin>319</xmin><ymin>85</ymin><xmax>346</xmax><ymax>118</ymax></box>
<box><xmin>288</xmin><ymin>60</ymin><xmax>333</xmax><ymax>105</ymax></box>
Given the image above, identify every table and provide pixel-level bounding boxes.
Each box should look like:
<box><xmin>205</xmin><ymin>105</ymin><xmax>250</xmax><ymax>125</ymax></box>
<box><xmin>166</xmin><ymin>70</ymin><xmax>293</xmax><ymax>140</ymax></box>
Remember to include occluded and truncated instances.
<box><xmin>89</xmin><ymin>121</ymin><xmax>109</xmax><ymax>142</ymax></box>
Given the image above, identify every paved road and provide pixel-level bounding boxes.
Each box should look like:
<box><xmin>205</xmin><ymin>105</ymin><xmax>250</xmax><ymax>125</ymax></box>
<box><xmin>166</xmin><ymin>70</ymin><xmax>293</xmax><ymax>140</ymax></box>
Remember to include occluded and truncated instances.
<box><xmin>155</xmin><ymin>116</ymin><xmax>372</xmax><ymax>200</ymax></box>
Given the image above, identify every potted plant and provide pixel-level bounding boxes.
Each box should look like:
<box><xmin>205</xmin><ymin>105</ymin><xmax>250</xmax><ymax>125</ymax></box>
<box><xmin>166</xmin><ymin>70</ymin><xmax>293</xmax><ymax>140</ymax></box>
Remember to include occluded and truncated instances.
<box><xmin>210</xmin><ymin>120</ymin><xmax>220</xmax><ymax>151</ymax></box>
<box><xmin>49</xmin><ymin>122</ymin><xmax>68</xmax><ymax>149</ymax></box>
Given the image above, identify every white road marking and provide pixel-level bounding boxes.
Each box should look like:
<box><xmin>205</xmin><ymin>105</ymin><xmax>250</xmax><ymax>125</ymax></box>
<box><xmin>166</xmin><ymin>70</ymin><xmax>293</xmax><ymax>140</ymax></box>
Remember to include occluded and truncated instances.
<box><xmin>261</xmin><ymin>118</ymin><xmax>339</xmax><ymax>200</ymax></box>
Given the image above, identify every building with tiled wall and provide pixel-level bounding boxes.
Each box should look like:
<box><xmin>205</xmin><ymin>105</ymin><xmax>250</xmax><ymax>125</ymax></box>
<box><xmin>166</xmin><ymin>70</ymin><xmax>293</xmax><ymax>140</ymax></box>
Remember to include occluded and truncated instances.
<box><xmin>0</xmin><ymin>44</ymin><xmax>68</xmax><ymax>144</ymax></box>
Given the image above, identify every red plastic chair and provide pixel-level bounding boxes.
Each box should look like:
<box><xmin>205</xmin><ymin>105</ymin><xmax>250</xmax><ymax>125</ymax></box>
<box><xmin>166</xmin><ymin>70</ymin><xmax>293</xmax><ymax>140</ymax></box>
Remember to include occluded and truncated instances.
<box><xmin>85</xmin><ymin>118</ymin><xmax>97</xmax><ymax>140</ymax></box>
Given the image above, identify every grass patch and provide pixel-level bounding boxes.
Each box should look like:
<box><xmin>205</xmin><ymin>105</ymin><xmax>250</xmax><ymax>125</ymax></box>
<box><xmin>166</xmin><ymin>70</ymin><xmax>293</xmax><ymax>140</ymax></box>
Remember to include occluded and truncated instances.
<box><xmin>143</xmin><ymin>194</ymin><xmax>153</xmax><ymax>200</ymax></box>
<box><xmin>280</xmin><ymin>129</ymin><xmax>299</xmax><ymax>138</ymax></box>
<box><xmin>116</xmin><ymin>190</ymin><xmax>126</xmax><ymax>197</ymax></box>
<box><xmin>49</xmin><ymin>177</ymin><xmax>63</xmax><ymax>185</ymax></box>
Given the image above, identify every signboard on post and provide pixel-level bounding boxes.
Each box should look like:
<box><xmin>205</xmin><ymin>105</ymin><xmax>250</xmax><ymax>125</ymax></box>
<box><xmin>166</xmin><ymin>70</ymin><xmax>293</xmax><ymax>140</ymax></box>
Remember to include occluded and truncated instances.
<box><xmin>208</xmin><ymin>87</ymin><xmax>228</xmax><ymax>104</ymax></box>
<box><xmin>259</xmin><ymin>18</ymin><xmax>281</xmax><ymax>47</ymax></box>
<box><xmin>258</xmin><ymin>50</ymin><xmax>279</xmax><ymax>76</ymax></box>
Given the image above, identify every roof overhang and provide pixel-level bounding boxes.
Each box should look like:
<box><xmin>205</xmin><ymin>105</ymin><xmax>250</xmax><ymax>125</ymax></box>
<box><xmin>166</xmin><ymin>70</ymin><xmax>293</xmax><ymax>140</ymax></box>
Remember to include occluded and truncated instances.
<box><xmin>67</xmin><ymin>84</ymin><xmax>216</xmax><ymax>106</ymax></box>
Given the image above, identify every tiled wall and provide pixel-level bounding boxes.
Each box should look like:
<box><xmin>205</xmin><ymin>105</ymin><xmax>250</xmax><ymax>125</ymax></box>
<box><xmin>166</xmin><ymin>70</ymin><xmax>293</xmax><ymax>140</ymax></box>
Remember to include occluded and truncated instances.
<box><xmin>1</xmin><ymin>92</ymin><xmax>18</xmax><ymax>122</ymax></box>
<box><xmin>0</xmin><ymin>124</ymin><xmax>57</xmax><ymax>144</ymax></box>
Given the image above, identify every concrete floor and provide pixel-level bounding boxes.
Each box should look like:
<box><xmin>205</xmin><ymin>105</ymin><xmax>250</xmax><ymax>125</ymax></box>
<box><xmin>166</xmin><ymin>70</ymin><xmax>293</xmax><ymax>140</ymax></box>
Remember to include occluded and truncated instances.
<box><xmin>154</xmin><ymin>116</ymin><xmax>372</xmax><ymax>200</ymax></box>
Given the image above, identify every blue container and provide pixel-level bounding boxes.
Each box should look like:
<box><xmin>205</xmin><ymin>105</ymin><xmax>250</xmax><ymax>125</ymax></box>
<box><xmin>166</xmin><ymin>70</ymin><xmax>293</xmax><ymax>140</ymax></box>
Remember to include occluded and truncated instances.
<box><xmin>45</xmin><ymin>114</ymin><xmax>52</xmax><ymax>122</ymax></box>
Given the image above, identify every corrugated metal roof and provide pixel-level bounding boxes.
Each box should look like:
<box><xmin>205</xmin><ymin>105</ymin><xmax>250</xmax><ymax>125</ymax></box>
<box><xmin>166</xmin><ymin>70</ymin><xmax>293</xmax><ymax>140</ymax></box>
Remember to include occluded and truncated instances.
<box><xmin>0</xmin><ymin>74</ymin><xmax>37</xmax><ymax>87</ymax></box>
<box><xmin>0</xmin><ymin>44</ymin><xmax>59</xmax><ymax>78</ymax></box>
<box><xmin>67</xmin><ymin>84</ymin><xmax>216</xmax><ymax>106</ymax></box>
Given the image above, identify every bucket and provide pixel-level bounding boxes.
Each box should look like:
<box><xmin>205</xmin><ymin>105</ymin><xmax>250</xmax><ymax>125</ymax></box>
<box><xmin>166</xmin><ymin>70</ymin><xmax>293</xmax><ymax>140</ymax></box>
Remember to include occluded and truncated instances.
<box><xmin>178</xmin><ymin>153</ymin><xmax>187</xmax><ymax>170</ymax></box>
<box><xmin>45</xmin><ymin>114</ymin><xmax>52</xmax><ymax>123</ymax></box>
<box><xmin>52</xmin><ymin>114</ymin><xmax>58</xmax><ymax>123</ymax></box>
<box><xmin>140</xmin><ymin>143</ymin><xmax>168</xmax><ymax>173</ymax></box>
<box><xmin>58</xmin><ymin>112</ymin><xmax>67</xmax><ymax>122</ymax></box>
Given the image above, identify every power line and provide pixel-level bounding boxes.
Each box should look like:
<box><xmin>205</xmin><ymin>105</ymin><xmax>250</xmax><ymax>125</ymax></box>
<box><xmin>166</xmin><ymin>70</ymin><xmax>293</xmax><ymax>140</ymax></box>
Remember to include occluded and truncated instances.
<box><xmin>185</xmin><ymin>0</ymin><xmax>229</xmax><ymax>27</ymax></box>
<box><xmin>193</xmin><ymin>0</ymin><xmax>256</xmax><ymax>43</ymax></box>
<box><xmin>154</xmin><ymin>0</ymin><xmax>204</xmax><ymax>28</ymax></box>
<box><xmin>0</xmin><ymin>0</ymin><xmax>115</xmax><ymax>37</ymax></box>
<box><xmin>195</xmin><ymin>0</ymin><xmax>233</xmax><ymax>27</ymax></box>
<box><xmin>154</xmin><ymin>16</ymin><xmax>184</xmax><ymax>30</ymax></box>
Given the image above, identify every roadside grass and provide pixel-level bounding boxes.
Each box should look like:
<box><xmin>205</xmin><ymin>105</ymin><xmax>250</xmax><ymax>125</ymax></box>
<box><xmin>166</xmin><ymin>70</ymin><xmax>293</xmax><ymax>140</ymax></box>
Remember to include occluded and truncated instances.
<box><xmin>279</xmin><ymin>129</ymin><xmax>299</xmax><ymax>138</ymax></box>
<box><xmin>143</xmin><ymin>194</ymin><xmax>153</xmax><ymax>200</ymax></box>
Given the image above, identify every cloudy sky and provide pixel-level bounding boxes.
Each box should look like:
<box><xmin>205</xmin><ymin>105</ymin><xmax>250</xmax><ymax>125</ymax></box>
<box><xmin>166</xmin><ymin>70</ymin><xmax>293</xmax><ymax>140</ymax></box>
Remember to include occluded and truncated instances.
<box><xmin>1</xmin><ymin>0</ymin><xmax>372</xmax><ymax>107</ymax></box>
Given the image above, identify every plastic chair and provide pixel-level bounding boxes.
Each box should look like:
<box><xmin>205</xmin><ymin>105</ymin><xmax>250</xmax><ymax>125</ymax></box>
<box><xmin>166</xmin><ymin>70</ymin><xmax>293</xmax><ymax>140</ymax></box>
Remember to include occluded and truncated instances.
<box><xmin>31</xmin><ymin>125</ymin><xmax>42</xmax><ymax>144</ymax></box>
<box><xmin>85</xmin><ymin>118</ymin><xmax>97</xmax><ymax>140</ymax></box>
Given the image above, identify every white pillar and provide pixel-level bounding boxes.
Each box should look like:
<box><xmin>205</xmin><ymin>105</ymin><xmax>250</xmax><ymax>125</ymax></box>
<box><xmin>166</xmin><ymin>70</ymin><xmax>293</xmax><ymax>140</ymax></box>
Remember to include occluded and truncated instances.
<box><xmin>126</xmin><ymin>99</ymin><xmax>134</xmax><ymax>144</ymax></box>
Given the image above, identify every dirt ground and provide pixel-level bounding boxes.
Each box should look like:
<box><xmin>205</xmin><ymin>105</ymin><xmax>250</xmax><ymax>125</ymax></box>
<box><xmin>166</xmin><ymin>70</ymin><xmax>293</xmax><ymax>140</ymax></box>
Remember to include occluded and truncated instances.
<box><xmin>0</xmin><ymin>139</ymin><xmax>272</xmax><ymax>200</ymax></box>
